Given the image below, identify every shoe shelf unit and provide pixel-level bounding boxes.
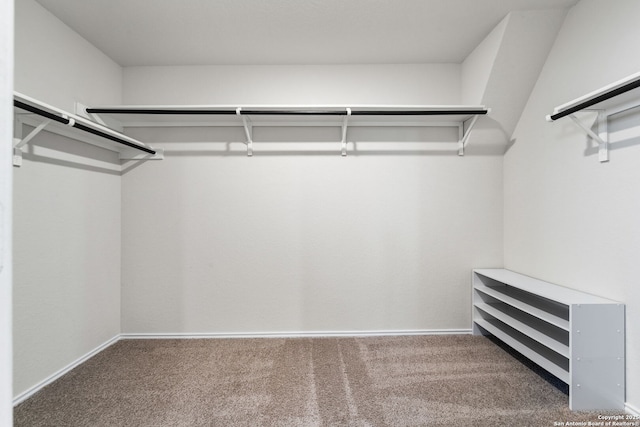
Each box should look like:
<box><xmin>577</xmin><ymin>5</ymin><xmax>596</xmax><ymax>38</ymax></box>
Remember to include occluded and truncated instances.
<box><xmin>472</xmin><ymin>268</ymin><xmax>625</xmax><ymax>411</ymax></box>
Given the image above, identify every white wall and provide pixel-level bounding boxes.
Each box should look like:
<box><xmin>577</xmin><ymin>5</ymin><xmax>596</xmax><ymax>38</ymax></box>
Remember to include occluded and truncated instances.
<box><xmin>14</xmin><ymin>0</ymin><xmax>122</xmax><ymax>112</ymax></box>
<box><xmin>505</xmin><ymin>0</ymin><xmax>640</xmax><ymax>412</ymax></box>
<box><xmin>124</xmin><ymin>64</ymin><xmax>459</xmax><ymax>105</ymax></box>
<box><xmin>1</xmin><ymin>0</ymin><xmax>14</xmax><ymax>423</ymax></box>
<box><xmin>461</xmin><ymin>10</ymin><xmax>567</xmax><ymax>156</ymax></box>
<box><xmin>461</xmin><ymin>16</ymin><xmax>507</xmax><ymax>105</ymax></box>
<box><xmin>120</xmin><ymin>65</ymin><xmax>503</xmax><ymax>335</ymax></box>
<box><xmin>12</xmin><ymin>0</ymin><xmax>123</xmax><ymax>398</ymax></box>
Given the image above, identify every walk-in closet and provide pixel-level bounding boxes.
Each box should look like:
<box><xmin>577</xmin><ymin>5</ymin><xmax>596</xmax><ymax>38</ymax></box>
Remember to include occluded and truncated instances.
<box><xmin>1</xmin><ymin>1</ymin><xmax>639</xmax><ymax>425</ymax></box>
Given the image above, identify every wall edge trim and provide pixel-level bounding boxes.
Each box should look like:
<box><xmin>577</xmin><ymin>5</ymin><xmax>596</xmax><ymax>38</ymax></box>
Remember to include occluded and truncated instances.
<box><xmin>13</xmin><ymin>334</ymin><xmax>120</xmax><ymax>406</ymax></box>
<box><xmin>626</xmin><ymin>402</ymin><xmax>640</xmax><ymax>416</ymax></box>
<box><xmin>119</xmin><ymin>329</ymin><xmax>473</xmax><ymax>339</ymax></box>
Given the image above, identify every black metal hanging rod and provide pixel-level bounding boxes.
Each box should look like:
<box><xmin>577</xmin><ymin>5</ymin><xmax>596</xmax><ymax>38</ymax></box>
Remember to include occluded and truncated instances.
<box><xmin>85</xmin><ymin>107</ymin><xmax>489</xmax><ymax>116</ymax></box>
<box><xmin>548</xmin><ymin>77</ymin><xmax>640</xmax><ymax>121</ymax></box>
<box><xmin>86</xmin><ymin>108</ymin><xmax>238</xmax><ymax>115</ymax></box>
<box><xmin>243</xmin><ymin>110</ymin><xmax>347</xmax><ymax>115</ymax></box>
<box><xmin>351</xmin><ymin>109</ymin><xmax>488</xmax><ymax>116</ymax></box>
<box><xmin>14</xmin><ymin>100</ymin><xmax>70</xmax><ymax>125</ymax></box>
<box><xmin>15</xmin><ymin>100</ymin><xmax>156</xmax><ymax>155</ymax></box>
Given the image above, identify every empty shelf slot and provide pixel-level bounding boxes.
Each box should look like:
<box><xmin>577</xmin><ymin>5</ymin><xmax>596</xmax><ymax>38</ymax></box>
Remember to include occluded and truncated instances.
<box><xmin>475</xmin><ymin>275</ymin><xmax>569</xmax><ymax>321</ymax></box>
<box><xmin>474</xmin><ymin>284</ymin><xmax>569</xmax><ymax>330</ymax></box>
<box><xmin>474</xmin><ymin>317</ymin><xmax>570</xmax><ymax>384</ymax></box>
<box><xmin>474</xmin><ymin>302</ymin><xmax>569</xmax><ymax>357</ymax></box>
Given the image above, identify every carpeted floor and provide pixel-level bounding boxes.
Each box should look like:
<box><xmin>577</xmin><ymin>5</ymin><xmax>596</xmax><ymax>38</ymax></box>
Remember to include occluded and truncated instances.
<box><xmin>14</xmin><ymin>335</ymin><xmax>618</xmax><ymax>426</ymax></box>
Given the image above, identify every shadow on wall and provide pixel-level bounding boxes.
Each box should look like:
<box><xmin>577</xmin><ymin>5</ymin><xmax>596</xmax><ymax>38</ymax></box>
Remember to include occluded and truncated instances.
<box><xmin>584</xmin><ymin>106</ymin><xmax>640</xmax><ymax>158</ymax></box>
<box><xmin>539</xmin><ymin>107</ymin><xmax>640</xmax><ymax>161</ymax></box>
<box><xmin>123</xmin><ymin>120</ymin><xmax>510</xmax><ymax>163</ymax></box>
<box><xmin>16</xmin><ymin>121</ymin><xmax>516</xmax><ymax>177</ymax></box>
<box><xmin>17</xmin><ymin>124</ymin><xmax>121</xmax><ymax>176</ymax></box>
<box><xmin>466</xmin><ymin>117</ymin><xmax>513</xmax><ymax>156</ymax></box>
<box><xmin>162</xmin><ymin>146</ymin><xmax>463</xmax><ymax>158</ymax></box>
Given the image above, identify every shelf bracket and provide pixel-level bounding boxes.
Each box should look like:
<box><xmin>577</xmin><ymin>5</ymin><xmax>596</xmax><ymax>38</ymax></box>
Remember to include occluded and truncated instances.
<box><xmin>76</xmin><ymin>101</ymin><xmax>109</xmax><ymax>127</ymax></box>
<box><xmin>13</xmin><ymin>118</ymin><xmax>51</xmax><ymax>167</ymax></box>
<box><xmin>341</xmin><ymin>108</ymin><xmax>351</xmax><ymax>157</ymax></box>
<box><xmin>568</xmin><ymin>111</ymin><xmax>608</xmax><ymax>162</ymax></box>
<box><xmin>238</xmin><ymin>108</ymin><xmax>253</xmax><ymax>157</ymax></box>
<box><xmin>458</xmin><ymin>114</ymin><xmax>480</xmax><ymax>156</ymax></box>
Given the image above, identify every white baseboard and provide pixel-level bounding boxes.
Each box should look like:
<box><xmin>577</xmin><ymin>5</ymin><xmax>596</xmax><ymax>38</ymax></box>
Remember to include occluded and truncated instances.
<box><xmin>626</xmin><ymin>402</ymin><xmax>640</xmax><ymax>416</ymax></box>
<box><xmin>120</xmin><ymin>329</ymin><xmax>472</xmax><ymax>339</ymax></box>
<box><xmin>13</xmin><ymin>334</ymin><xmax>120</xmax><ymax>406</ymax></box>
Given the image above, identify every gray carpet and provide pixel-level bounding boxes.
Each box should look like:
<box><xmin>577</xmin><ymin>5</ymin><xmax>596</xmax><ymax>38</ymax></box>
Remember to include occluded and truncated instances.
<box><xmin>14</xmin><ymin>335</ymin><xmax>615</xmax><ymax>426</ymax></box>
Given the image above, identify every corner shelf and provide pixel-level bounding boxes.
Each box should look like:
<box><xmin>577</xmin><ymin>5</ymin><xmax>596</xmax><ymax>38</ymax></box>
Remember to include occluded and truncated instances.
<box><xmin>546</xmin><ymin>71</ymin><xmax>640</xmax><ymax>162</ymax></box>
<box><xmin>84</xmin><ymin>104</ymin><xmax>489</xmax><ymax>157</ymax></box>
<box><xmin>13</xmin><ymin>92</ymin><xmax>163</xmax><ymax>167</ymax></box>
<box><xmin>472</xmin><ymin>269</ymin><xmax>625</xmax><ymax>411</ymax></box>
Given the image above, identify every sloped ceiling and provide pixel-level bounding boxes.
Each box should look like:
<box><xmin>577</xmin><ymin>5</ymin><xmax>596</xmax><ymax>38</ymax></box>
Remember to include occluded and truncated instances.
<box><xmin>28</xmin><ymin>0</ymin><xmax>576</xmax><ymax>148</ymax></box>
<box><xmin>34</xmin><ymin>0</ymin><xmax>577</xmax><ymax>66</ymax></box>
<box><xmin>462</xmin><ymin>9</ymin><xmax>569</xmax><ymax>153</ymax></box>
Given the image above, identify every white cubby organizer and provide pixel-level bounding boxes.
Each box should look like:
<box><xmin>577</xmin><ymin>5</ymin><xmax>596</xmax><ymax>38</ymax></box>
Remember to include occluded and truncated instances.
<box><xmin>472</xmin><ymin>269</ymin><xmax>625</xmax><ymax>411</ymax></box>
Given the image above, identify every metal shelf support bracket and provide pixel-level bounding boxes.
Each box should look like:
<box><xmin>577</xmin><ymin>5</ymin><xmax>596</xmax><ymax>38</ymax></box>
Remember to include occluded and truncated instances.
<box><xmin>568</xmin><ymin>111</ymin><xmax>608</xmax><ymax>162</ymax></box>
<box><xmin>238</xmin><ymin>108</ymin><xmax>253</xmax><ymax>157</ymax></box>
<box><xmin>13</xmin><ymin>118</ymin><xmax>51</xmax><ymax>167</ymax></box>
<box><xmin>458</xmin><ymin>114</ymin><xmax>480</xmax><ymax>156</ymax></box>
<box><xmin>341</xmin><ymin>108</ymin><xmax>351</xmax><ymax>157</ymax></box>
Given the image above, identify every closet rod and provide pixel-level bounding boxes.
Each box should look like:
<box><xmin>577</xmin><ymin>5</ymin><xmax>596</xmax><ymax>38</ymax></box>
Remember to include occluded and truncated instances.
<box><xmin>242</xmin><ymin>110</ymin><xmax>347</xmax><ymax>115</ymax></box>
<box><xmin>548</xmin><ymin>76</ymin><xmax>640</xmax><ymax>121</ymax></box>
<box><xmin>86</xmin><ymin>108</ymin><xmax>238</xmax><ymax>115</ymax></box>
<box><xmin>15</xmin><ymin>100</ymin><xmax>156</xmax><ymax>155</ymax></box>
<box><xmin>14</xmin><ymin>100</ymin><xmax>69</xmax><ymax>125</ymax></box>
<box><xmin>86</xmin><ymin>107</ymin><xmax>489</xmax><ymax>116</ymax></box>
<box><xmin>351</xmin><ymin>109</ymin><xmax>488</xmax><ymax>116</ymax></box>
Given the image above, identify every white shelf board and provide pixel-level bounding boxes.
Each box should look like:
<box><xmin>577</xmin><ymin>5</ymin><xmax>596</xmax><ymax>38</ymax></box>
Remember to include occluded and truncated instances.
<box><xmin>474</xmin><ymin>269</ymin><xmax>620</xmax><ymax>305</ymax></box>
<box><xmin>474</xmin><ymin>303</ymin><xmax>569</xmax><ymax>357</ymax></box>
<box><xmin>550</xmin><ymin>71</ymin><xmax>640</xmax><ymax>118</ymax></box>
<box><xmin>85</xmin><ymin>104</ymin><xmax>488</xmax><ymax>128</ymax></box>
<box><xmin>474</xmin><ymin>318</ymin><xmax>570</xmax><ymax>383</ymax></box>
<box><xmin>86</xmin><ymin>103</ymin><xmax>487</xmax><ymax>112</ymax></box>
<box><xmin>474</xmin><ymin>284</ymin><xmax>570</xmax><ymax>331</ymax></box>
<box><xmin>14</xmin><ymin>92</ymin><xmax>159</xmax><ymax>158</ymax></box>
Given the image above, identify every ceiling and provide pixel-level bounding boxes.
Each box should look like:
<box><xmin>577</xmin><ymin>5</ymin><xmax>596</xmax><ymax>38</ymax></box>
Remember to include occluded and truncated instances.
<box><xmin>35</xmin><ymin>0</ymin><xmax>579</xmax><ymax>67</ymax></box>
